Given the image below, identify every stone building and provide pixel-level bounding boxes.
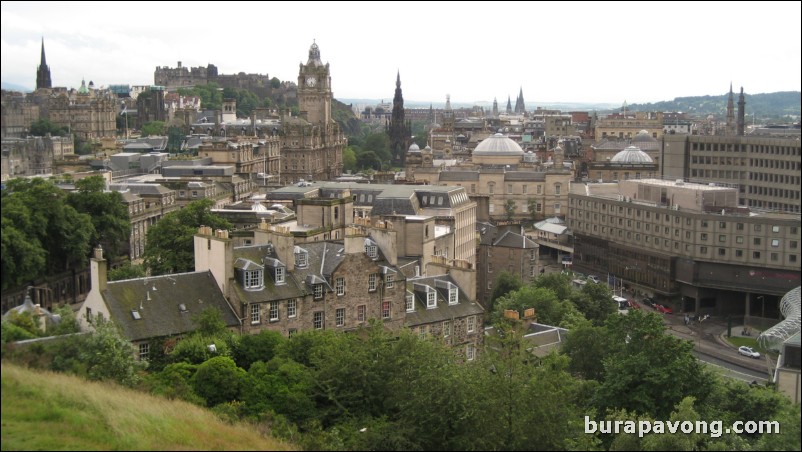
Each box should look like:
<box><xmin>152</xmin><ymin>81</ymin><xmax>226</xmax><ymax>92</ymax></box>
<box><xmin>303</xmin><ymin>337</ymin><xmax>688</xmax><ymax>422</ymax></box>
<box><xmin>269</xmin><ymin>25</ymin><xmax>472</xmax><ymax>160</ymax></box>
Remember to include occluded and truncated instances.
<box><xmin>279</xmin><ymin>42</ymin><xmax>345</xmax><ymax>183</ymax></box>
<box><xmin>1</xmin><ymin>135</ymin><xmax>73</xmax><ymax>178</ymax></box>
<box><xmin>47</xmin><ymin>80</ymin><xmax>117</xmax><ymax>141</ymax></box>
<box><xmin>595</xmin><ymin>110</ymin><xmax>664</xmax><ymax>140</ymax></box>
<box><xmin>476</xmin><ymin>223</ymin><xmax>539</xmax><ymax>308</ymax></box>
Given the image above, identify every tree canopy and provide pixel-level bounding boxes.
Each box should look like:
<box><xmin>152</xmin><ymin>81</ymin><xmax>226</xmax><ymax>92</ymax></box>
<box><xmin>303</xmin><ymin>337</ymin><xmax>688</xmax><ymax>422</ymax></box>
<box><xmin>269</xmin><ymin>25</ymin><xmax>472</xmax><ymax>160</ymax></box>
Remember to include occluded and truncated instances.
<box><xmin>143</xmin><ymin>198</ymin><xmax>231</xmax><ymax>275</ymax></box>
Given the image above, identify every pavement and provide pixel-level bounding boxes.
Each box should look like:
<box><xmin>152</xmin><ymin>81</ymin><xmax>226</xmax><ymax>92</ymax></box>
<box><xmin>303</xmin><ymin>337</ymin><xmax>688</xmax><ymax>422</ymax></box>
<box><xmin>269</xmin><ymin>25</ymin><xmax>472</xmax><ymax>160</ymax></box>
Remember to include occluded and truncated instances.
<box><xmin>626</xmin><ymin>294</ymin><xmax>773</xmax><ymax>376</ymax></box>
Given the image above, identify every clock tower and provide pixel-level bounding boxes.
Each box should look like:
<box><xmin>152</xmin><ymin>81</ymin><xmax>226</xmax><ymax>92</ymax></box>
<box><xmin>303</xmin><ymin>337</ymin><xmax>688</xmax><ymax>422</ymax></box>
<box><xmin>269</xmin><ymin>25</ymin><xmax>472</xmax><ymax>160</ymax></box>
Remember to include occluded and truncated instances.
<box><xmin>297</xmin><ymin>41</ymin><xmax>332</xmax><ymax>125</ymax></box>
<box><xmin>280</xmin><ymin>41</ymin><xmax>345</xmax><ymax>184</ymax></box>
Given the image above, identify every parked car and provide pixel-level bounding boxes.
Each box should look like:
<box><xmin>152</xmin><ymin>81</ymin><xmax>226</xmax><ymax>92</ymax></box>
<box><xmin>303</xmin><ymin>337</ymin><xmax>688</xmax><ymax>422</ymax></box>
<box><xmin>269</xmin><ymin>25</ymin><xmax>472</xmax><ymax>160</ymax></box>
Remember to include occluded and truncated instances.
<box><xmin>738</xmin><ymin>346</ymin><xmax>761</xmax><ymax>359</ymax></box>
<box><xmin>654</xmin><ymin>304</ymin><xmax>673</xmax><ymax>314</ymax></box>
<box><xmin>641</xmin><ymin>297</ymin><xmax>655</xmax><ymax>308</ymax></box>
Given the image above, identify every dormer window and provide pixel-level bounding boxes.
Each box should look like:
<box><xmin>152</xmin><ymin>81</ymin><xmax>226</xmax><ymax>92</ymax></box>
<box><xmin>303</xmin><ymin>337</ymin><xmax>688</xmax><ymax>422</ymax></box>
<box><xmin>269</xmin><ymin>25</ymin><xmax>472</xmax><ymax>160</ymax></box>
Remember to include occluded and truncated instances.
<box><xmin>365</xmin><ymin>239</ymin><xmax>378</xmax><ymax>259</ymax></box>
<box><xmin>449</xmin><ymin>288</ymin><xmax>458</xmax><ymax>305</ymax></box>
<box><xmin>427</xmin><ymin>291</ymin><xmax>436</xmax><ymax>309</ymax></box>
<box><xmin>275</xmin><ymin>266</ymin><xmax>285</xmax><ymax>284</ymax></box>
<box><xmin>294</xmin><ymin>246</ymin><xmax>308</xmax><ymax>268</ymax></box>
<box><xmin>406</xmin><ymin>291</ymin><xmax>414</xmax><ymax>312</ymax></box>
<box><xmin>245</xmin><ymin>269</ymin><xmax>263</xmax><ymax>289</ymax></box>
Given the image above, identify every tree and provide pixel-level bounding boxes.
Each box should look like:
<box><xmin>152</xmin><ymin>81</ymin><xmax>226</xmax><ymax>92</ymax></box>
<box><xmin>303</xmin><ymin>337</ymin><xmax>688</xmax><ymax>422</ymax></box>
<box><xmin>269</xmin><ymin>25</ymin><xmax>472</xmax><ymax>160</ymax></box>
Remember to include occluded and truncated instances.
<box><xmin>234</xmin><ymin>330</ymin><xmax>284</xmax><ymax>370</ymax></box>
<box><xmin>571</xmin><ymin>280</ymin><xmax>616</xmax><ymax>325</ymax></box>
<box><xmin>144</xmin><ymin>198</ymin><xmax>231</xmax><ymax>275</ymax></box>
<box><xmin>241</xmin><ymin>357</ymin><xmax>315</xmax><ymax>423</ymax></box>
<box><xmin>342</xmin><ymin>146</ymin><xmax>357</xmax><ymax>172</ymax></box>
<box><xmin>270</xmin><ymin>77</ymin><xmax>281</xmax><ymax>89</ymax></box>
<box><xmin>108</xmin><ymin>262</ymin><xmax>146</xmax><ymax>281</ymax></box>
<box><xmin>141</xmin><ymin>121</ymin><xmax>165</xmax><ymax>137</ymax></box>
<box><xmin>192</xmin><ymin>356</ymin><xmax>246</xmax><ymax>407</ymax></box>
<box><xmin>82</xmin><ymin>316</ymin><xmax>143</xmax><ymax>386</ymax></box>
<box><xmin>488</xmin><ymin>271</ymin><xmax>522</xmax><ymax>314</ymax></box>
<box><xmin>29</xmin><ymin>118</ymin><xmax>68</xmax><ymax>136</ymax></box>
<box><xmin>504</xmin><ymin>199</ymin><xmax>517</xmax><ymax>221</ymax></box>
<box><xmin>356</xmin><ymin>150</ymin><xmax>381</xmax><ymax>171</ymax></box>
<box><xmin>492</xmin><ymin>285</ymin><xmax>572</xmax><ymax>326</ymax></box>
<box><xmin>66</xmin><ymin>175</ymin><xmax>130</xmax><ymax>262</ymax></box>
<box><xmin>527</xmin><ymin>198</ymin><xmax>538</xmax><ymax>221</ymax></box>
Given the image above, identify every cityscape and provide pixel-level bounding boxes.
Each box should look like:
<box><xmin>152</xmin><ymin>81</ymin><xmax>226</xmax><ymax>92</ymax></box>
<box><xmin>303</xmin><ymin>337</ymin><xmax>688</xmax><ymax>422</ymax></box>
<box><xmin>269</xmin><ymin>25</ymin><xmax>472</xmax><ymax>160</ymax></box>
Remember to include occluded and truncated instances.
<box><xmin>1</xmin><ymin>3</ymin><xmax>801</xmax><ymax>450</ymax></box>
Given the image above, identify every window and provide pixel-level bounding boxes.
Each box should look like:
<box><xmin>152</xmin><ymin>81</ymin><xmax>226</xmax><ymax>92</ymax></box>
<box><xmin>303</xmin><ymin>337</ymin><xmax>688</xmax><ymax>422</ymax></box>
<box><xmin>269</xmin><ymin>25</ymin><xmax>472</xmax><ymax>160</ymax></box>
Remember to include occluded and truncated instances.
<box><xmin>288</xmin><ymin>329</ymin><xmax>297</xmax><ymax>338</ymax></box>
<box><xmin>466</xmin><ymin>344</ymin><xmax>475</xmax><ymax>361</ymax></box>
<box><xmin>753</xmin><ymin>251</ymin><xmax>761</xmax><ymax>259</ymax></box>
<box><xmin>287</xmin><ymin>299</ymin><xmax>297</xmax><ymax>318</ymax></box>
<box><xmin>771</xmin><ymin>239</ymin><xmax>780</xmax><ymax>247</ymax></box>
<box><xmin>385</xmin><ymin>274</ymin><xmax>395</xmax><ymax>289</ymax></box>
<box><xmin>488</xmin><ymin>183</ymin><xmax>494</xmax><ymax>195</ymax></box>
<box><xmin>701</xmin><ymin>220</ymin><xmax>708</xmax><ymax>228</ymax></box>
<box><xmin>471</xmin><ymin>184</ymin><xmax>476</xmax><ymax>193</ymax></box>
<box><xmin>314</xmin><ymin>284</ymin><xmax>324</xmax><ymax>300</ymax></box>
<box><xmin>791</xmin><ymin>241</ymin><xmax>798</xmax><ymax>249</ymax></box>
<box><xmin>522</xmin><ymin>185</ymin><xmax>528</xmax><ymax>194</ymax></box>
<box><xmin>275</xmin><ymin>266</ymin><xmax>285</xmax><ymax>284</ymax></box>
<box><xmin>251</xmin><ymin>304</ymin><xmax>260</xmax><ymax>324</ymax></box>
<box><xmin>791</xmin><ymin>255</ymin><xmax>798</xmax><ymax>263</ymax></box>
<box><xmin>718</xmin><ymin>248</ymin><xmax>726</xmax><ymax>256</ymax></box>
<box><xmin>419</xmin><ymin>326</ymin><xmax>426</xmax><ymax>339</ymax></box>
<box><xmin>336</xmin><ymin>277</ymin><xmax>345</xmax><ymax>296</ymax></box>
<box><xmin>701</xmin><ymin>233</ymin><xmax>708</xmax><ymax>241</ymax></box>
<box><xmin>555</xmin><ymin>183</ymin><xmax>561</xmax><ymax>195</ymax></box>
<box><xmin>139</xmin><ymin>342</ymin><xmax>150</xmax><ymax>360</ymax></box>
<box><xmin>772</xmin><ymin>225</ymin><xmax>780</xmax><ymax>233</ymax></box>
<box><xmin>427</xmin><ymin>291</ymin><xmax>436</xmax><ymax>308</ymax></box>
<box><xmin>467</xmin><ymin>315</ymin><xmax>476</xmax><ymax>333</ymax></box>
<box><xmin>719</xmin><ymin>222</ymin><xmax>727</xmax><ymax>229</ymax></box>
<box><xmin>736</xmin><ymin>236</ymin><xmax>744</xmax><ymax>244</ymax></box>
<box><xmin>368</xmin><ymin>273</ymin><xmax>377</xmax><ymax>292</ymax></box>
<box><xmin>358</xmin><ymin>305</ymin><xmax>366</xmax><ymax>322</ymax></box>
<box><xmin>382</xmin><ymin>301</ymin><xmax>390</xmax><ymax>319</ymax></box>
<box><xmin>449</xmin><ymin>288</ymin><xmax>458</xmax><ymax>305</ymax></box>
<box><xmin>313</xmin><ymin>311</ymin><xmax>324</xmax><ymax>329</ymax></box>
<box><xmin>770</xmin><ymin>253</ymin><xmax>779</xmax><ymax>262</ymax></box>
<box><xmin>365</xmin><ymin>244</ymin><xmax>377</xmax><ymax>258</ymax></box>
<box><xmin>443</xmin><ymin>320</ymin><xmax>451</xmax><ymax>337</ymax></box>
<box><xmin>295</xmin><ymin>251</ymin><xmax>308</xmax><ymax>267</ymax></box>
<box><xmin>737</xmin><ymin>223</ymin><xmax>744</xmax><ymax>231</ymax></box>
<box><xmin>754</xmin><ymin>238</ymin><xmax>761</xmax><ymax>246</ymax></box>
<box><xmin>406</xmin><ymin>292</ymin><xmax>414</xmax><ymax>312</ymax></box>
<box><xmin>736</xmin><ymin>249</ymin><xmax>743</xmax><ymax>257</ymax></box>
<box><xmin>700</xmin><ymin>246</ymin><xmax>707</xmax><ymax>254</ymax></box>
<box><xmin>269</xmin><ymin>301</ymin><xmax>279</xmax><ymax>321</ymax></box>
<box><xmin>719</xmin><ymin>235</ymin><xmax>726</xmax><ymax>243</ymax></box>
<box><xmin>245</xmin><ymin>269</ymin><xmax>263</xmax><ymax>289</ymax></box>
<box><xmin>507</xmin><ymin>184</ymin><xmax>513</xmax><ymax>194</ymax></box>
<box><xmin>336</xmin><ymin>308</ymin><xmax>345</xmax><ymax>327</ymax></box>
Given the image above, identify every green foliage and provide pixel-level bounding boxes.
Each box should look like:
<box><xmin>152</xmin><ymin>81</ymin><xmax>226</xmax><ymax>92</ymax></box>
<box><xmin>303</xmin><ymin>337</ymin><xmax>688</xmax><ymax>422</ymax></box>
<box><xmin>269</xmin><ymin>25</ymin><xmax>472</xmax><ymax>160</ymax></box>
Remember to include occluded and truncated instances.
<box><xmin>3</xmin><ymin>310</ymin><xmax>41</xmax><ymax>337</ymax></box>
<box><xmin>169</xmin><ymin>333</ymin><xmax>233</xmax><ymax>365</ymax></box>
<box><xmin>270</xmin><ymin>77</ymin><xmax>281</xmax><ymax>89</ymax></box>
<box><xmin>629</xmin><ymin>91</ymin><xmax>800</xmax><ymax>120</ymax></box>
<box><xmin>527</xmin><ymin>198</ymin><xmax>538</xmax><ymax>221</ymax></box>
<box><xmin>2</xmin><ymin>178</ymin><xmax>94</xmax><ymax>290</ymax></box>
<box><xmin>342</xmin><ymin>146</ymin><xmax>357</xmax><ymax>172</ymax></box>
<box><xmin>192</xmin><ymin>356</ymin><xmax>246</xmax><ymax>407</ymax></box>
<box><xmin>82</xmin><ymin>316</ymin><xmax>143</xmax><ymax>386</ymax></box>
<box><xmin>593</xmin><ymin>310</ymin><xmax>712</xmax><ymax>419</ymax></box>
<box><xmin>488</xmin><ymin>271</ymin><xmax>522</xmax><ymax>314</ymax></box>
<box><xmin>194</xmin><ymin>307</ymin><xmax>228</xmax><ymax>337</ymax></box>
<box><xmin>533</xmin><ymin>271</ymin><xmax>574</xmax><ymax>300</ymax></box>
<box><xmin>234</xmin><ymin>330</ymin><xmax>284</xmax><ymax>370</ymax></box>
<box><xmin>504</xmin><ymin>199</ymin><xmax>517</xmax><ymax>221</ymax></box>
<box><xmin>29</xmin><ymin>118</ymin><xmax>68</xmax><ymax>136</ymax></box>
<box><xmin>141</xmin><ymin>121</ymin><xmax>165</xmax><ymax>137</ymax></box>
<box><xmin>492</xmin><ymin>285</ymin><xmax>573</xmax><ymax>326</ymax></box>
<box><xmin>140</xmin><ymin>362</ymin><xmax>204</xmax><ymax>405</ymax></box>
<box><xmin>571</xmin><ymin>281</ymin><xmax>616</xmax><ymax>325</ymax></box>
<box><xmin>48</xmin><ymin>304</ymin><xmax>81</xmax><ymax>336</ymax></box>
<box><xmin>108</xmin><ymin>262</ymin><xmax>146</xmax><ymax>281</ymax></box>
<box><xmin>1</xmin><ymin>319</ymin><xmax>39</xmax><ymax>343</ymax></box>
<box><xmin>241</xmin><ymin>358</ymin><xmax>315</xmax><ymax>423</ymax></box>
<box><xmin>144</xmin><ymin>198</ymin><xmax>231</xmax><ymax>275</ymax></box>
<box><xmin>66</xmin><ymin>175</ymin><xmax>130</xmax><ymax>262</ymax></box>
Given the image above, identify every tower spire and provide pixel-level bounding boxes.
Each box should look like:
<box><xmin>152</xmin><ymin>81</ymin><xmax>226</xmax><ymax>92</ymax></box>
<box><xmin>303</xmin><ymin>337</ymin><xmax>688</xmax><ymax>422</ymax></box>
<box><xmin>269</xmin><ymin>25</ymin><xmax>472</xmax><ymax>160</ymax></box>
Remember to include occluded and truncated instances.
<box><xmin>726</xmin><ymin>82</ymin><xmax>736</xmax><ymax>136</ymax></box>
<box><xmin>36</xmin><ymin>37</ymin><xmax>52</xmax><ymax>90</ymax></box>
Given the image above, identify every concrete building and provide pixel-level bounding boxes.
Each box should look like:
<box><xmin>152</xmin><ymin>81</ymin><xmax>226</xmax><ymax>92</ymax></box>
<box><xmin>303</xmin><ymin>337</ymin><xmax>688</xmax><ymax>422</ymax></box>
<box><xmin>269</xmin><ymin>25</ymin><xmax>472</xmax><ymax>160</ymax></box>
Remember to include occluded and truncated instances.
<box><xmin>569</xmin><ymin>179</ymin><xmax>801</xmax><ymax>317</ymax></box>
<box><xmin>661</xmin><ymin>134</ymin><xmax>801</xmax><ymax>213</ymax></box>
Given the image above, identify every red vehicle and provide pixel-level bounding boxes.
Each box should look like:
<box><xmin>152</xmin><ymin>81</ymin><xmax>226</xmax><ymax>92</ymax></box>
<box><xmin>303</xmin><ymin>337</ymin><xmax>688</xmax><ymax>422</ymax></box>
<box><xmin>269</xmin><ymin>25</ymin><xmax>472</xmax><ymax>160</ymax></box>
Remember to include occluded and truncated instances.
<box><xmin>654</xmin><ymin>304</ymin><xmax>673</xmax><ymax>314</ymax></box>
<box><xmin>627</xmin><ymin>300</ymin><xmax>641</xmax><ymax>310</ymax></box>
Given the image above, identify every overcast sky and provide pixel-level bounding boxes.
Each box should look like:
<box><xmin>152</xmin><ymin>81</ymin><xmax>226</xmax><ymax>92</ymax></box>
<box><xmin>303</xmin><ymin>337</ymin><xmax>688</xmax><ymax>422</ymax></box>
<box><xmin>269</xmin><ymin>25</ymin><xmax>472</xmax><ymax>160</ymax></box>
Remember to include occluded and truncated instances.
<box><xmin>2</xmin><ymin>1</ymin><xmax>800</xmax><ymax>106</ymax></box>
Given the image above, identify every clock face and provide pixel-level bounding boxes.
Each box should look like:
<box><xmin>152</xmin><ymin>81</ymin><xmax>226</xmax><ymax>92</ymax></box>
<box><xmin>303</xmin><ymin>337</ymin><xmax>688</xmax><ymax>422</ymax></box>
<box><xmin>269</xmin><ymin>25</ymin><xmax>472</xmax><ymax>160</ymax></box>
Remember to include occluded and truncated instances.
<box><xmin>306</xmin><ymin>76</ymin><xmax>316</xmax><ymax>87</ymax></box>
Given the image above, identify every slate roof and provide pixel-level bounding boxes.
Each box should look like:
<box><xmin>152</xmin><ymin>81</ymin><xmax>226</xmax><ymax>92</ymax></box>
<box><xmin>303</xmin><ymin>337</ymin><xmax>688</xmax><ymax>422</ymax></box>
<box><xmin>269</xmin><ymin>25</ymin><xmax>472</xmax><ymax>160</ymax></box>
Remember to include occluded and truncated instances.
<box><xmin>492</xmin><ymin>230</ymin><xmax>538</xmax><ymax>249</ymax></box>
<box><xmin>404</xmin><ymin>274</ymin><xmax>484</xmax><ymax>326</ymax></box>
<box><xmin>504</xmin><ymin>171</ymin><xmax>546</xmax><ymax>182</ymax></box>
<box><xmin>439</xmin><ymin>171</ymin><xmax>480</xmax><ymax>181</ymax></box>
<box><xmin>231</xmin><ymin>245</ymin><xmax>306</xmax><ymax>303</ymax></box>
<box><xmin>103</xmin><ymin>271</ymin><xmax>239</xmax><ymax>342</ymax></box>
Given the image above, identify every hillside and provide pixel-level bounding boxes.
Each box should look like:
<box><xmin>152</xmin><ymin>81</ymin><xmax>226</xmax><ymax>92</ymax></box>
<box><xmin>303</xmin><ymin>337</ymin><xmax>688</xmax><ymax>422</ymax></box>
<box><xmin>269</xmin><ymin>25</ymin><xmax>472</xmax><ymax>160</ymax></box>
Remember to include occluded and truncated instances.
<box><xmin>0</xmin><ymin>362</ymin><xmax>295</xmax><ymax>451</ymax></box>
<box><xmin>628</xmin><ymin>91</ymin><xmax>800</xmax><ymax>119</ymax></box>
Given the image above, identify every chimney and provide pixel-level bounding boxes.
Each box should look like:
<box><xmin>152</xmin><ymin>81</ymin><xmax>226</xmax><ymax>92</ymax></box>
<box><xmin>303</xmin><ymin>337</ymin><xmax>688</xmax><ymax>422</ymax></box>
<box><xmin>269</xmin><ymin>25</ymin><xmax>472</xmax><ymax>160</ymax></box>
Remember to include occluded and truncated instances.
<box><xmin>91</xmin><ymin>246</ymin><xmax>107</xmax><ymax>292</ymax></box>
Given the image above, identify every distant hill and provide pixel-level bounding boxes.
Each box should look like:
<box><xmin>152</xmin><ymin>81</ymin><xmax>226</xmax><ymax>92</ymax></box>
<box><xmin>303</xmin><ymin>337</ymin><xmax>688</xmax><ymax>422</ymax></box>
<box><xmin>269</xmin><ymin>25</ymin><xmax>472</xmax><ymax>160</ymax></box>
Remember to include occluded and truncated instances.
<box><xmin>0</xmin><ymin>362</ymin><xmax>295</xmax><ymax>451</ymax></box>
<box><xmin>628</xmin><ymin>91</ymin><xmax>800</xmax><ymax>120</ymax></box>
<box><xmin>1</xmin><ymin>81</ymin><xmax>32</xmax><ymax>92</ymax></box>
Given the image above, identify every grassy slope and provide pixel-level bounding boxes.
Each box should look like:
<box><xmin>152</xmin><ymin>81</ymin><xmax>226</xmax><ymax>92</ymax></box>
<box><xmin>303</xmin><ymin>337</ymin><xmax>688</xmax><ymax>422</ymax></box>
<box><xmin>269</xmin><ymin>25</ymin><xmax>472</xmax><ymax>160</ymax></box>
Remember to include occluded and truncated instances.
<box><xmin>1</xmin><ymin>362</ymin><xmax>295</xmax><ymax>451</ymax></box>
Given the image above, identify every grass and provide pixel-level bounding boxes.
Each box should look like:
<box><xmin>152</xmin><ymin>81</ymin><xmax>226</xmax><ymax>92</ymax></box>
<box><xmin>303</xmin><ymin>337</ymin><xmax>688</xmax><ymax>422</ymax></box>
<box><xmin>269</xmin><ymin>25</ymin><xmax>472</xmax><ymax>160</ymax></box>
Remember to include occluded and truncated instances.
<box><xmin>725</xmin><ymin>336</ymin><xmax>779</xmax><ymax>358</ymax></box>
<box><xmin>1</xmin><ymin>362</ymin><xmax>296</xmax><ymax>451</ymax></box>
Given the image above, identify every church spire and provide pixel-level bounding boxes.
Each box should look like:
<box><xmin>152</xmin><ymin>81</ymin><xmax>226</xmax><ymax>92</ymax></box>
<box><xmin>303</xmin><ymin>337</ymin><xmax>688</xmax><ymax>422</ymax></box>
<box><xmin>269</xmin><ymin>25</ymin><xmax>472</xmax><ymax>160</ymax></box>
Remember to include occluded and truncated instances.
<box><xmin>514</xmin><ymin>86</ymin><xmax>525</xmax><ymax>114</ymax></box>
<box><xmin>506</xmin><ymin>95</ymin><xmax>512</xmax><ymax>114</ymax></box>
<box><xmin>726</xmin><ymin>82</ymin><xmax>736</xmax><ymax>136</ymax></box>
<box><xmin>389</xmin><ymin>71</ymin><xmax>411</xmax><ymax>165</ymax></box>
<box><xmin>36</xmin><ymin>37</ymin><xmax>52</xmax><ymax>90</ymax></box>
<box><xmin>396</xmin><ymin>70</ymin><xmax>401</xmax><ymax>88</ymax></box>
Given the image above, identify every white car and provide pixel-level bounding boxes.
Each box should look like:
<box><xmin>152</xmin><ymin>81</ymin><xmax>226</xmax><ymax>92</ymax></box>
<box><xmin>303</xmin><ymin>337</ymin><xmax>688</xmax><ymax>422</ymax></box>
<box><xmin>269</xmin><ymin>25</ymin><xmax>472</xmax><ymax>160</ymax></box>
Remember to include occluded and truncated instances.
<box><xmin>738</xmin><ymin>346</ymin><xmax>761</xmax><ymax>359</ymax></box>
<box><xmin>588</xmin><ymin>275</ymin><xmax>601</xmax><ymax>284</ymax></box>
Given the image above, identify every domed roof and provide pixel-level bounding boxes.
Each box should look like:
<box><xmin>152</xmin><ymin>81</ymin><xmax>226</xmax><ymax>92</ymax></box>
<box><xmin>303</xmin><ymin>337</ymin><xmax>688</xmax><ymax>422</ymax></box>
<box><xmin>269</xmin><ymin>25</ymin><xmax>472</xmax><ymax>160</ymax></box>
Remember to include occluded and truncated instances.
<box><xmin>611</xmin><ymin>146</ymin><xmax>653</xmax><ymax>163</ymax></box>
<box><xmin>632</xmin><ymin>130</ymin><xmax>657</xmax><ymax>143</ymax></box>
<box><xmin>408</xmin><ymin>143</ymin><xmax>420</xmax><ymax>153</ymax></box>
<box><xmin>473</xmin><ymin>133</ymin><xmax>524</xmax><ymax>156</ymax></box>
